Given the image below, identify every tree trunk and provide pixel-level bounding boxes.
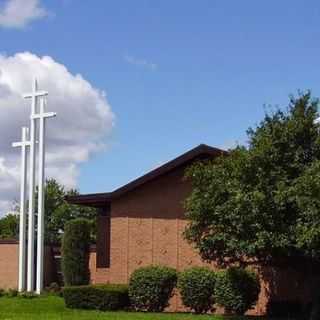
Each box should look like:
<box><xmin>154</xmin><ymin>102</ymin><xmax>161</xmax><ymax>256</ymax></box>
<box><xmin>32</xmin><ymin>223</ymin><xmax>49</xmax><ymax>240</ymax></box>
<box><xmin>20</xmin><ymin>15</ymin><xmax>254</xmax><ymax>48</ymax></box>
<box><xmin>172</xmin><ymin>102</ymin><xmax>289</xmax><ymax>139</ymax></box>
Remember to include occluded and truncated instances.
<box><xmin>310</xmin><ymin>276</ymin><xmax>320</xmax><ymax>320</ymax></box>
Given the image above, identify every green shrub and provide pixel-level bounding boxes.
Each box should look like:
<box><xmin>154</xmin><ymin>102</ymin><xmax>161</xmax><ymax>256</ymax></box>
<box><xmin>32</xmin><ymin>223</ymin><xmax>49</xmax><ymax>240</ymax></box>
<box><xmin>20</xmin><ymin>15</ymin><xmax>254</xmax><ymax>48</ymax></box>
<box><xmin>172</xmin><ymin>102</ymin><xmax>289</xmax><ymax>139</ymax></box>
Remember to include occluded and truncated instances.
<box><xmin>5</xmin><ymin>289</ymin><xmax>18</xmax><ymax>297</ymax></box>
<box><xmin>0</xmin><ymin>289</ymin><xmax>5</xmax><ymax>297</ymax></box>
<box><xmin>61</xmin><ymin>218</ymin><xmax>91</xmax><ymax>286</ymax></box>
<box><xmin>63</xmin><ymin>284</ymin><xmax>129</xmax><ymax>311</ymax></box>
<box><xmin>19</xmin><ymin>292</ymin><xmax>38</xmax><ymax>299</ymax></box>
<box><xmin>129</xmin><ymin>265</ymin><xmax>177</xmax><ymax>312</ymax></box>
<box><xmin>214</xmin><ymin>267</ymin><xmax>260</xmax><ymax>315</ymax></box>
<box><xmin>45</xmin><ymin>282</ymin><xmax>62</xmax><ymax>296</ymax></box>
<box><xmin>178</xmin><ymin>267</ymin><xmax>216</xmax><ymax>313</ymax></box>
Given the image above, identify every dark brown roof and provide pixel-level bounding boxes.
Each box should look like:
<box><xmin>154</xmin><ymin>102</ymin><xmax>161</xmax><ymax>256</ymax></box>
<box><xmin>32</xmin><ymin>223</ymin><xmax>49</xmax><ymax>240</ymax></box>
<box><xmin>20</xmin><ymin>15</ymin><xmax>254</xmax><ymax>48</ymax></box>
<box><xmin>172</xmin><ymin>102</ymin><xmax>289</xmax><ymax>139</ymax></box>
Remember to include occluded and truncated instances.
<box><xmin>66</xmin><ymin>144</ymin><xmax>226</xmax><ymax>207</ymax></box>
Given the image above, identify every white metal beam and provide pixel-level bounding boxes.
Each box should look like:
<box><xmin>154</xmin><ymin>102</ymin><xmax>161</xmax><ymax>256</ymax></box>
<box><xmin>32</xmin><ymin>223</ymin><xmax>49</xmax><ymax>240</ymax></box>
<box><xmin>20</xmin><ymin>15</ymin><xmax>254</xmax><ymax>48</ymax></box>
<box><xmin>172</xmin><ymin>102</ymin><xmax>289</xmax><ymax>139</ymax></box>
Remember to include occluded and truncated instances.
<box><xmin>12</xmin><ymin>127</ymin><xmax>30</xmax><ymax>292</ymax></box>
<box><xmin>25</xmin><ymin>79</ymin><xmax>38</xmax><ymax>292</ymax></box>
<box><xmin>36</xmin><ymin>97</ymin><xmax>56</xmax><ymax>294</ymax></box>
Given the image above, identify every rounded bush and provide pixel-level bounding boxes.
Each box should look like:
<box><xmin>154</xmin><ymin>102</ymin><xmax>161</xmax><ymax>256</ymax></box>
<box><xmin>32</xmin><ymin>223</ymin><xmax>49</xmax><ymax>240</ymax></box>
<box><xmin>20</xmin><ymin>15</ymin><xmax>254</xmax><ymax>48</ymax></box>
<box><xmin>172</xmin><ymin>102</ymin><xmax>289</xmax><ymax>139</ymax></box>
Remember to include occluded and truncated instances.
<box><xmin>129</xmin><ymin>265</ymin><xmax>177</xmax><ymax>312</ymax></box>
<box><xmin>61</xmin><ymin>218</ymin><xmax>91</xmax><ymax>286</ymax></box>
<box><xmin>178</xmin><ymin>267</ymin><xmax>216</xmax><ymax>313</ymax></box>
<box><xmin>214</xmin><ymin>267</ymin><xmax>260</xmax><ymax>315</ymax></box>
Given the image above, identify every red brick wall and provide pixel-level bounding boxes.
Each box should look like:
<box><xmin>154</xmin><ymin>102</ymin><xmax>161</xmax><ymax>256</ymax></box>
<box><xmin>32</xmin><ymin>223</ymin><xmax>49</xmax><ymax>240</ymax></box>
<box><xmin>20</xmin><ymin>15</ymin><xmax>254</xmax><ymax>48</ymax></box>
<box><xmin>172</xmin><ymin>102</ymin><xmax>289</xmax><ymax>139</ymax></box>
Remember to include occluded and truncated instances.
<box><xmin>89</xmin><ymin>164</ymin><xmax>314</xmax><ymax>315</ymax></box>
<box><xmin>0</xmin><ymin>242</ymin><xmax>18</xmax><ymax>289</ymax></box>
<box><xmin>0</xmin><ymin>243</ymin><xmax>60</xmax><ymax>290</ymax></box>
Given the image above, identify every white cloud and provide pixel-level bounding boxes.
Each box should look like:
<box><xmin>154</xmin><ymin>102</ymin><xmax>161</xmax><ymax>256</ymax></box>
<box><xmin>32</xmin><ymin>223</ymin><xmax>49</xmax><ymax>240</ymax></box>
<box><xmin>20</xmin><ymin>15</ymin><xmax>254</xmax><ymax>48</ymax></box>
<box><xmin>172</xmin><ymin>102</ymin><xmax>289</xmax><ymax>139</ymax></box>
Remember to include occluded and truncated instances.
<box><xmin>0</xmin><ymin>52</ymin><xmax>115</xmax><ymax>215</ymax></box>
<box><xmin>0</xmin><ymin>200</ymin><xmax>15</xmax><ymax>215</ymax></box>
<box><xmin>124</xmin><ymin>54</ymin><xmax>157</xmax><ymax>71</ymax></box>
<box><xmin>0</xmin><ymin>0</ymin><xmax>48</xmax><ymax>29</ymax></box>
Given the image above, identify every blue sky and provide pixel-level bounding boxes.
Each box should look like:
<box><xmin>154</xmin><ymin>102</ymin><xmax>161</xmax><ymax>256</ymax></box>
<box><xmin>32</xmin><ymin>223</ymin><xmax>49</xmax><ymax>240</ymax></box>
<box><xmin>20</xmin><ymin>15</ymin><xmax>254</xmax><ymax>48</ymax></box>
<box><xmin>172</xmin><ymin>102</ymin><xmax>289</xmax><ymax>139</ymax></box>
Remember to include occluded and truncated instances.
<box><xmin>1</xmin><ymin>0</ymin><xmax>320</xmax><ymax>196</ymax></box>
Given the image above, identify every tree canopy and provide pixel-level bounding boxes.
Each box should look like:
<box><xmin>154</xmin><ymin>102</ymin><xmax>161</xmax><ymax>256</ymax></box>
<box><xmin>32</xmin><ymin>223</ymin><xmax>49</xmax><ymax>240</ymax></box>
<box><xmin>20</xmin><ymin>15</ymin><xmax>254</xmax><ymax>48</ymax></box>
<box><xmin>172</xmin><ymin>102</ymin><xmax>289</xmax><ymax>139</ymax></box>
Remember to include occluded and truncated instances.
<box><xmin>38</xmin><ymin>179</ymin><xmax>96</xmax><ymax>244</ymax></box>
<box><xmin>0</xmin><ymin>213</ymin><xmax>19</xmax><ymax>239</ymax></box>
<box><xmin>1</xmin><ymin>179</ymin><xmax>96</xmax><ymax>243</ymax></box>
<box><xmin>185</xmin><ymin>92</ymin><xmax>320</xmax><ymax>266</ymax></box>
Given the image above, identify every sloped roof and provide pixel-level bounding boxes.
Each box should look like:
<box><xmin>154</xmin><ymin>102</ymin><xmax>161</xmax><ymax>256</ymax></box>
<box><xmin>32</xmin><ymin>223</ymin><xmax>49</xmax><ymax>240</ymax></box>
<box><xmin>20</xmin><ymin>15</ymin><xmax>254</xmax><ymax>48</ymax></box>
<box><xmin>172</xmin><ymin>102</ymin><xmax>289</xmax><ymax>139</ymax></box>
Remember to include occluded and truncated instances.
<box><xmin>66</xmin><ymin>144</ymin><xmax>226</xmax><ymax>207</ymax></box>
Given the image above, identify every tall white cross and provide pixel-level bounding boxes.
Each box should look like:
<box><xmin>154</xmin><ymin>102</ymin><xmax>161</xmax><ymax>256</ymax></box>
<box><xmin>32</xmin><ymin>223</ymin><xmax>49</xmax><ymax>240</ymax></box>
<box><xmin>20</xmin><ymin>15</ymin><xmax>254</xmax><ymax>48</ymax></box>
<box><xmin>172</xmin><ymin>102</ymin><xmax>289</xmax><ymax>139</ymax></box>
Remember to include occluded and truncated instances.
<box><xmin>12</xmin><ymin>127</ymin><xmax>30</xmax><ymax>292</ymax></box>
<box><xmin>34</xmin><ymin>96</ymin><xmax>56</xmax><ymax>294</ymax></box>
<box><xmin>23</xmin><ymin>79</ymin><xmax>48</xmax><ymax>292</ymax></box>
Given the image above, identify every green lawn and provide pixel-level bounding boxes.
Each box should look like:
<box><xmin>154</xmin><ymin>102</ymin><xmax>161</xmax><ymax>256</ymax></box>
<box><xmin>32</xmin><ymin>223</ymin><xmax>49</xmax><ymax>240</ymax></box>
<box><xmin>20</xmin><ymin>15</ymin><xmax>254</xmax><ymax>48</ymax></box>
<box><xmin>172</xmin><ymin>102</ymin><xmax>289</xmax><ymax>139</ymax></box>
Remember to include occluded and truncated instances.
<box><xmin>0</xmin><ymin>295</ymin><xmax>288</xmax><ymax>320</ymax></box>
<box><xmin>0</xmin><ymin>295</ymin><xmax>229</xmax><ymax>320</ymax></box>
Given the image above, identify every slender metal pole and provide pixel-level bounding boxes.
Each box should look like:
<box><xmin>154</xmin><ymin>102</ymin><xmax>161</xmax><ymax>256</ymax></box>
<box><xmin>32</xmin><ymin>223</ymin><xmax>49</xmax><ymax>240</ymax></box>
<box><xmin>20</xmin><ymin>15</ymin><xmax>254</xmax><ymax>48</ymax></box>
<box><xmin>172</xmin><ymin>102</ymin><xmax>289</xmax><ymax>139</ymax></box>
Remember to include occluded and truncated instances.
<box><xmin>27</xmin><ymin>79</ymin><xmax>37</xmax><ymax>292</ymax></box>
<box><xmin>19</xmin><ymin>128</ymin><xmax>28</xmax><ymax>292</ymax></box>
<box><xmin>36</xmin><ymin>98</ymin><xmax>45</xmax><ymax>294</ymax></box>
<box><xmin>23</xmin><ymin>79</ymin><xmax>53</xmax><ymax>293</ymax></box>
<box><xmin>13</xmin><ymin>127</ymin><xmax>30</xmax><ymax>292</ymax></box>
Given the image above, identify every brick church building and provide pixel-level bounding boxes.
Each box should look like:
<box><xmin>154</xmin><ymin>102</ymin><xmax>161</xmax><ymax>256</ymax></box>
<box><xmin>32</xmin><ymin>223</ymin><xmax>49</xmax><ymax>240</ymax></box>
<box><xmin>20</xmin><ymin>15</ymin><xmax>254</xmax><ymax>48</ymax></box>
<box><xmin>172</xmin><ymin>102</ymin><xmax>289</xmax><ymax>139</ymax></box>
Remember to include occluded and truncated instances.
<box><xmin>0</xmin><ymin>144</ymin><xmax>314</xmax><ymax>315</ymax></box>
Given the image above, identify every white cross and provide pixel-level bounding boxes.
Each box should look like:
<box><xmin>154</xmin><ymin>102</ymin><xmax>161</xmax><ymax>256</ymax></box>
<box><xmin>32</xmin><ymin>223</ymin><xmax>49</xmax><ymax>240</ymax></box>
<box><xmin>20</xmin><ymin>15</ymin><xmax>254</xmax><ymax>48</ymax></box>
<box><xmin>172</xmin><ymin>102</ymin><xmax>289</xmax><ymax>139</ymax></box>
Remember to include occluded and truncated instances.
<box><xmin>12</xmin><ymin>128</ymin><xmax>31</xmax><ymax>148</ymax></box>
<box><xmin>14</xmin><ymin>79</ymin><xmax>57</xmax><ymax>294</ymax></box>
<box><xmin>12</xmin><ymin>127</ymin><xmax>30</xmax><ymax>292</ymax></box>
<box><xmin>23</xmin><ymin>79</ymin><xmax>48</xmax><ymax>119</ymax></box>
<box><xmin>23</xmin><ymin>79</ymin><xmax>50</xmax><ymax>292</ymax></box>
<box><xmin>35</xmin><ymin>96</ymin><xmax>56</xmax><ymax>294</ymax></box>
<box><xmin>23</xmin><ymin>91</ymin><xmax>48</xmax><ymax>105</ymax></box>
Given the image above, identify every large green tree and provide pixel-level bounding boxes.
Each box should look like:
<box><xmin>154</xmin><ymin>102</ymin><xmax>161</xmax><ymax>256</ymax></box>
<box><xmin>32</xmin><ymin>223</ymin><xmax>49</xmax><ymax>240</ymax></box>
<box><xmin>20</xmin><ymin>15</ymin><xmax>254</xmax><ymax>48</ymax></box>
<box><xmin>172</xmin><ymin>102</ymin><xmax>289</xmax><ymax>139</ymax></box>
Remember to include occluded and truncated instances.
<box><xmin>184</xmin><ymin>93</ymin><xmax>320</xmax><ymax>316</ymax></box>
<box><xmin>37</xmin><ymin>179</ymin><xmax>97</xmax><ymax>244</ymax></box>
<box><xmin>9</xmin><ymin>179</ymin><xmax>96</xmax><ymax>244</ymax></box>
<box><xmin>0</xmin><ymin>213</ymin><xmax>19</xmax><ymax>239</ymax></box>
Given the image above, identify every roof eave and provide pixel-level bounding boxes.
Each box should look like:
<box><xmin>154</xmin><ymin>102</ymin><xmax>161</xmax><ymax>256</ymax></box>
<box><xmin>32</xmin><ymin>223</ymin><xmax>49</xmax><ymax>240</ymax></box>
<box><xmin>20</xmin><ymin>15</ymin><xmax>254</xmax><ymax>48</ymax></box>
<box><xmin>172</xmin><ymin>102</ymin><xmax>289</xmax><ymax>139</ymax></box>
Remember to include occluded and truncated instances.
<box><xmin>66</xmin><ymin>144</ymin><xmax>227</xmax><ymax>207</ymax></box>
<box><xmin>65</xmin><ymin>193</ymin><xmax>112</xmax><ymax>207</ymax></box>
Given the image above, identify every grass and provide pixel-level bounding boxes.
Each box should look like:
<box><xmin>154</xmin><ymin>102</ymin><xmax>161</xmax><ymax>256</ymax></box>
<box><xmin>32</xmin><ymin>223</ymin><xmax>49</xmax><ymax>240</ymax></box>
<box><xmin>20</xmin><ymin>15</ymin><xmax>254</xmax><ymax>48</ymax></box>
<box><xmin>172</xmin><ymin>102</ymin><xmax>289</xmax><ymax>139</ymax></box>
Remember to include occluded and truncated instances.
<box><xmin>0</xmin><ymin>295</ymin><xmax>228</xmax><ymax>320</ymax></box>
<box><xmin>0</xmin><ymin>295</ymin><xmax>296</xmax><ymax>320</ymax></box>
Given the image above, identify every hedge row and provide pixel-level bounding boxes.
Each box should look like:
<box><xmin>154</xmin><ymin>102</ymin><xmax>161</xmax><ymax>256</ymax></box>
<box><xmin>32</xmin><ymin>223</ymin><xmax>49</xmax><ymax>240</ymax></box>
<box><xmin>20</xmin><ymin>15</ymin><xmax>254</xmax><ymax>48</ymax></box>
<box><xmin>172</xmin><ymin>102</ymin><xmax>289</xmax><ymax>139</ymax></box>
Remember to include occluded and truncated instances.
<box><xmin>63</xmin><ymin>284</ymin><xmax>129</xmax><ymax>311</ymax></box>
<box><xmin>63</xmin><ymin>266</ymin><xmax>260</xmax><ymax>315</ymax></box>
